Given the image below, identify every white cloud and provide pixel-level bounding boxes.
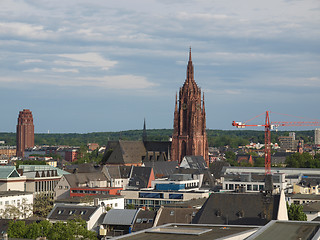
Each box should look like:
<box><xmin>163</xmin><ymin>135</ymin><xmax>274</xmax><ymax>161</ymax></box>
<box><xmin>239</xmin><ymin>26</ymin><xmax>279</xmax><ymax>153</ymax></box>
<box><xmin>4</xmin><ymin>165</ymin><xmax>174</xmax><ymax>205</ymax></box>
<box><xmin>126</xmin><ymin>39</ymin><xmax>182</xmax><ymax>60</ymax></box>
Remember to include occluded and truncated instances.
<box><xmin>23</xmin><ymin>68</ymin><xmax>45</xmax><ymax>73</ymax></box>
<box><xmin>21</xmin><ymin>59</ymin><xmax>43</xmax><ymax>64</ymax></box>
<box><xmin>0</xmin><ymin>22</ymin><xmax>53</xmax><ymax>40</ymax></box>
<box><xmin>56</xmin><ymin>53</ymin><xmax>117</xmax><ymax>70</ymax></box>
<box><xmin>51</xmin><ymin>68</ymin><xmax>79</xmax><ymax>73</ymax></box>
<box><xmin>0</xmin><ymin>74</ymin><xmax>158</xmax><ymax>90</ymax></box>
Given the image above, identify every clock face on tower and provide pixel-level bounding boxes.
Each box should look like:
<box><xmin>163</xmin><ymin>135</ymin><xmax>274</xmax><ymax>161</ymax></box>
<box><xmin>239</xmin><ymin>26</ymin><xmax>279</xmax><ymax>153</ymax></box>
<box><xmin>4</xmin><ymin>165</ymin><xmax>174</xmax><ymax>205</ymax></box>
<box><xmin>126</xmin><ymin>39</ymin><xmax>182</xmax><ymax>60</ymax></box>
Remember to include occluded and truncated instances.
<box><xmin>196</xmin><ymin>103</ymin><xmax>201</xmax><ymax>110</ymax></box>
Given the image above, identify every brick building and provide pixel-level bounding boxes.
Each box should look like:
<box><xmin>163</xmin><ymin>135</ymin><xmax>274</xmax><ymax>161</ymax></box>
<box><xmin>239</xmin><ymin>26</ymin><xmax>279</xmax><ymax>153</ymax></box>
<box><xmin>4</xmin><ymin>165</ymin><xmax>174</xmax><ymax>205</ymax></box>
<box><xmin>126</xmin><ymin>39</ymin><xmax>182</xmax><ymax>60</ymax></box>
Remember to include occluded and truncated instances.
<box><xmin>16</xmin><ymin>109</ymin><xmax>34</xmax><ymax>157</ymax></box>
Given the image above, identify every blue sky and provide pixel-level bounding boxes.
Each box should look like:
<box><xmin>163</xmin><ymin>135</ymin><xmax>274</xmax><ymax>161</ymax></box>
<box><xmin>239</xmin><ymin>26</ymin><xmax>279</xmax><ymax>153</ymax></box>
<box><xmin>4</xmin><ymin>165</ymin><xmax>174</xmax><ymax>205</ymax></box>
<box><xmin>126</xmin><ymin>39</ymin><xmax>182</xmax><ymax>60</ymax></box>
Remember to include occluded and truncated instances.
<box><xmin>0</xmin><ymin>0</ymin><xmax>319</xmax><ymax>133</ymax></box>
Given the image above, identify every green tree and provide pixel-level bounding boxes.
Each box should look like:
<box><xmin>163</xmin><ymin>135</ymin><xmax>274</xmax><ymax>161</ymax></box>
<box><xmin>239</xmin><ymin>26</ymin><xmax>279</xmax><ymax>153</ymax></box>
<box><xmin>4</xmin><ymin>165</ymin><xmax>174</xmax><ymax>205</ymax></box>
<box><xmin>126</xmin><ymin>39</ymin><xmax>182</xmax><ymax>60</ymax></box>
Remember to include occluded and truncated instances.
<box><xmin>33</xmin><ymin>193</ymin><xmax>54</xmax><ymax>217</ymax></box>
<box><xmin>25</xmin><ymin>222</ymin><xmax>41</xmax><ymax>239</ymax></box>
<box><xmin>7</xmin><ymin>221</ymin><xmax>27</xmax><ymax>238</ymax></box>
<box><xmin>285</xmin><ymin>152</ymin><xmax>318</xmax><ymax>168</ymax></box>
<box><xmin>287</xmin><ymin>203</ymin><xmax>307</xmax><ymax>221</ymax></box>
<box><xmin>254</xmin><ymin>157</ymin><xmax>265</xmax><ymax>167</ymax></box>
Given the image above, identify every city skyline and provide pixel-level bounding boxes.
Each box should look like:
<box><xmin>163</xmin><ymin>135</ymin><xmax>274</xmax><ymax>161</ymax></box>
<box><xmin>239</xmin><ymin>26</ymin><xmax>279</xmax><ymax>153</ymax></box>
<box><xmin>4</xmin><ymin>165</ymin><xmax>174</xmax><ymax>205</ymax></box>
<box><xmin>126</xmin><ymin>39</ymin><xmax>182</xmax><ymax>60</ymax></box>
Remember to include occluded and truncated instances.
<box><xmin>0</xmin><ymin>1</ymin><xmax>319</xmax><ymax>133</ymax></box>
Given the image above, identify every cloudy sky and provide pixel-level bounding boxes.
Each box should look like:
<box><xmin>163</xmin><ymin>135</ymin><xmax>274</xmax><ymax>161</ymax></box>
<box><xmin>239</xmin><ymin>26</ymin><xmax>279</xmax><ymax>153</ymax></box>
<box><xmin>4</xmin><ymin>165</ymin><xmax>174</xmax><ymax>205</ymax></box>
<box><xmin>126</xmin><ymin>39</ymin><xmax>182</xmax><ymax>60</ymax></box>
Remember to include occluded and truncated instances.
<box><xmin>1</xmin><ymin>0</ymin><xmax>319</xmax><ymax>133</ymax></box>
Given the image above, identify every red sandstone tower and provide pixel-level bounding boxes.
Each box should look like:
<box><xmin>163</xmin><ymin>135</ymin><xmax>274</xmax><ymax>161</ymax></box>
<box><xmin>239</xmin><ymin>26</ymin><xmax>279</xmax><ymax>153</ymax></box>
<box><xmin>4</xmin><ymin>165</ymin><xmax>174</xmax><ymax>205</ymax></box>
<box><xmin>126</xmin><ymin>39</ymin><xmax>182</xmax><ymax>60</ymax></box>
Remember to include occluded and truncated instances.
<box><xmin>171</xmin><ymin>49</ymin><xmax>209</xmax><ymax>166</ymax></box>
<box><xmin>16</xmin><ymin>109</ymin><xmax>34</xmax><ymax>157</ymax></box>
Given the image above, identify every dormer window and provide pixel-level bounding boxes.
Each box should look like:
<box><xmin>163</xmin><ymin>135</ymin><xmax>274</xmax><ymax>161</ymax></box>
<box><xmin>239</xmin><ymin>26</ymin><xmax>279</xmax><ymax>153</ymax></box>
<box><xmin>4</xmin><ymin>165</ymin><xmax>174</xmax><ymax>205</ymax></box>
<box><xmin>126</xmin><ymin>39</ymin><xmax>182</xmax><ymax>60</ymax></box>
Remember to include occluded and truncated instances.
<box><xmin>237</xmin><ymin>210</ymin><xmax>244</xmax><ymax>218</ymax></box>
<box><xmin>69</xmin><ymin>210</ymin><xmax>76</xmax><ymax>215</ymax></box>
<box><xmin>57</xmin><ymin>210</ymin><xmax>64</xmax><ymax>214</ymax></box>
<box><xmin>216</xmin><ymin>210</ymin><xmax>221</xmax><ymax>217</ymax></box>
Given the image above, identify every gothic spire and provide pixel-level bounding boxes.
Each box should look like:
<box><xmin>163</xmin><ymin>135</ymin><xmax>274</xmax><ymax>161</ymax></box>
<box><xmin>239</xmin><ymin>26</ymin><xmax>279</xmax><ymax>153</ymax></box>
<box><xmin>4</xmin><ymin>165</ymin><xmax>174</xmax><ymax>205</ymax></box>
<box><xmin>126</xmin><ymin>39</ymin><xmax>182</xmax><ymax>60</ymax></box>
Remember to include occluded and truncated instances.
<box><xmin>187</xmin><ymin>47</ymin><xmax>194</xmax><ymax>82</ymax></box>
<box><xmin>142</xmin><ymin>118</ymin><xmax>147</xmax><ymax>142</ymax></box>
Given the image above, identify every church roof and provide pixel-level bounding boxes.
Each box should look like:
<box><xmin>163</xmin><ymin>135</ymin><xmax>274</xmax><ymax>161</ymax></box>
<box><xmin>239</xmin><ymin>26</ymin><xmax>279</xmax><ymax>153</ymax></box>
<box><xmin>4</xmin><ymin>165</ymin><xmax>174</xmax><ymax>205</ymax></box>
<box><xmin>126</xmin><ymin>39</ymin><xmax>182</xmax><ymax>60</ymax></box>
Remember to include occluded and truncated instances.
<box><xmin>105</xmin><ymin>140</ymin><xmax>146</xmax><ymax>165</ymax></box>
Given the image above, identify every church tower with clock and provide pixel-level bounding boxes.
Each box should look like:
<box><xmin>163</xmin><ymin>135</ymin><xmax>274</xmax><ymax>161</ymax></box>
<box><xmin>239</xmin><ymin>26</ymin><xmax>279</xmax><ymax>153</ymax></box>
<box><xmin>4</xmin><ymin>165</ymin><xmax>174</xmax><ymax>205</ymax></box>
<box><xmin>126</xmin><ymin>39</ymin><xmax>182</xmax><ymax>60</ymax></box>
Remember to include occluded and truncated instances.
<box><xmin>171</xmin><ymin>48</ymin><xmax>209</xmax><ymax>166</ymax></box>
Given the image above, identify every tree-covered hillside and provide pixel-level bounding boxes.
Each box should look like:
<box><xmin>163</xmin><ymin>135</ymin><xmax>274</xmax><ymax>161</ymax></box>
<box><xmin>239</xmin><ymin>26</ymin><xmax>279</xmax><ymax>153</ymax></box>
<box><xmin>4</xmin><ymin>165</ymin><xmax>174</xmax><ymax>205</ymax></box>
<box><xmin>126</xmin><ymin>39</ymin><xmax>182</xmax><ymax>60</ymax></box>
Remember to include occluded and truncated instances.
<box><xmin>0</xmin><ymin>129</ymin><xmax>314</xmax><ymax>147</ymax></box>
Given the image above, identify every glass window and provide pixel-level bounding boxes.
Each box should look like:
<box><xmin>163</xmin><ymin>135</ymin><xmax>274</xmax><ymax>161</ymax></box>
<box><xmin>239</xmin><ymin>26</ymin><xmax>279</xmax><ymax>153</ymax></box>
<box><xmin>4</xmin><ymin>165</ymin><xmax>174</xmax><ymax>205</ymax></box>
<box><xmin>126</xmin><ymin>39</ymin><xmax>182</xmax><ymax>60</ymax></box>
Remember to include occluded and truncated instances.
<box><xmin>169</xmin><ymin>194</ymin><xmax>183</xmax><ymax>199</ymax></box>
<box><xmin>253</xmin><ymin>185</ymin><xmax>258</xmax><ymax>191</ymax></box>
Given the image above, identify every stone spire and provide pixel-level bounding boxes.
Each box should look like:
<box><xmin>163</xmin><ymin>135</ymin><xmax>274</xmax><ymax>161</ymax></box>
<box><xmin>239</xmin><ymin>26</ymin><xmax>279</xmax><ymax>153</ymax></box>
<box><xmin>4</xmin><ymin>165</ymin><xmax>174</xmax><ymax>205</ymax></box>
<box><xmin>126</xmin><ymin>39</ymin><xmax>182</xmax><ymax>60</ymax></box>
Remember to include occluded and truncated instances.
<box><xmin>142</xmin><ymin>118</ymin><xmax>147</xmax><ymax>142</ymax></box>
<box><xmin>171</xmin><ymin>49</ymin><xmax>209</xmax><ymax>166</ymax></box>
<box><xmin>186</xmin><ymin>47</ymin><xmax>194</xmax><ymax>83</ymax></box>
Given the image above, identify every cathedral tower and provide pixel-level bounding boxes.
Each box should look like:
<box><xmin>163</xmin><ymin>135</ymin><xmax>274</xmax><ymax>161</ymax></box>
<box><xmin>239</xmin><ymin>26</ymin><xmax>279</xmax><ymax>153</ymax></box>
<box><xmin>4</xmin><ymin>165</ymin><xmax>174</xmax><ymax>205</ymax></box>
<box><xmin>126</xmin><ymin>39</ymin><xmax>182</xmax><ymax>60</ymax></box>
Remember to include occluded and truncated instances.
<box><xmin>16</xmin><ymin>109</ymin><xmax>34</xmax><ymax>157</ymax></box>
<box><xmin>171</xmin><ymin>49</ymin><xmax>209</xmax><ymax>166</ymax></box>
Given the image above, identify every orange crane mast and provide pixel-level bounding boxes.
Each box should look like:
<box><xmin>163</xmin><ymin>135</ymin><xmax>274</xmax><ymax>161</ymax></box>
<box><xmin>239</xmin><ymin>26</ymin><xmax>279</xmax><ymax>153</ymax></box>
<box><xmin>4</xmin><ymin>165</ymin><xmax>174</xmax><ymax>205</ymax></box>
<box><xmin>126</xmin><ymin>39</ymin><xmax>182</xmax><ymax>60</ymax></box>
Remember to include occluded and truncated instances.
<box><xmin>232</xmin><ymin>111</ymin><xmax>320</xmax><ymax>175</ymax></box>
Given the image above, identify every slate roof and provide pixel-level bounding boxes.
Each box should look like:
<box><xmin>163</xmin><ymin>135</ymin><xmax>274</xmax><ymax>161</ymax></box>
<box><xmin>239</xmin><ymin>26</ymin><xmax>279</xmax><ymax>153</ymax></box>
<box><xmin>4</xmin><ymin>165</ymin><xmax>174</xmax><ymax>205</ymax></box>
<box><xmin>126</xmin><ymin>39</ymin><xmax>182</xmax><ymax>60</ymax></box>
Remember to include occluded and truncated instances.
<box><xmin>132</xmin><ymin>210</ymin><xmax>157</xmax><ymax>232</ymax></box>
<box><xmin>192</xmin><ymin>192</ymin><xmax>281</xmax><ymax>226</ymax></box>
<box><xmin>155</xmin><ymin>207</ymin><xmax>199</xmax><ymax>226</ymax></box>
<box><xmin>143</xmin><ymin>161</ymin><xmax>178</xmax><ymax>178</ymax></box>
<box><xmin>128</xmin><ymin>167</ymin><xmax>153</xmax><ymax>189</ymax></box>
<box><xmin>64</xmin><ymin>172</ymin><xmax>109</xmax><ymax>188</ymax></box>
<box><xmin>143</xmin><ymin>141</ymin><xmax>171</xmax><ymax>153</ymax></box>
<box><xmin>103</xmin><ymin>165</ymin><xmax>132</xmax><ymax>179</ymax></box>
<box><xmin>64</xmin><ymin>163</ymin><xmax>102</xmax><ymax>174</ymax></box>
<box><xmin>102</xmin><ymin>209</ymin><xmax>140</xmax><ymax>225</ymax></box>
<box><xmin>302</xmin><ymin>201</ymin><xmax>320</xmax><ymax>212</ymax></box>
<box><xmin>47</xmin><ymin>204</ymin><xmax>100</xmax><ymax>221</ymax></box>
<box><xmin>209</xmin><ymin>160</ymin><xmax>230</xmax><ymax>179</ymax></box>
<box><xmin>0</xmin><ymin>166</ymin><xmax>20</xmax><ymax>179</ymax></box>
<box><xmin>105</xmin><ymin>141</ymin><xmax>146</xmax><ymax>165</ymax></box>
<box><xmin>181</xmin><ymin>156</ymin><xmax>207</xmax><ymax>170</ymax></box>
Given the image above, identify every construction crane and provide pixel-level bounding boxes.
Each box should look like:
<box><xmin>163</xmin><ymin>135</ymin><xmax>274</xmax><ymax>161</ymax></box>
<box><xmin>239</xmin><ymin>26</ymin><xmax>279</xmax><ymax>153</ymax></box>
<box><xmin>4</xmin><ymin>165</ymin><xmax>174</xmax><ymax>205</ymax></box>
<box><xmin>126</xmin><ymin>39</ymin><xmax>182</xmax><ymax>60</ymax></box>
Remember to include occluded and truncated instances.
<box><xmin>232</xmin><ymin>111</ymin><xmax>320</xmax><ymax>175</ymax></box>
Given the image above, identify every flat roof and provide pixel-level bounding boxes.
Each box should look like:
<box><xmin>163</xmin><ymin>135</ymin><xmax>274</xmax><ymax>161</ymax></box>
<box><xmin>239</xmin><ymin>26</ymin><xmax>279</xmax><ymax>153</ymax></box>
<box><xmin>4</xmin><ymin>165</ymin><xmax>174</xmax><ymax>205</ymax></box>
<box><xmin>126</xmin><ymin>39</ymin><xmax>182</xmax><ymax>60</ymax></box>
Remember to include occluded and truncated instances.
<box><xmin>114</xmin><ymin>223</ymin><xmax>259</xmax><ymax>240</ymax></box>
<box><xmin>247</xmin><ymin>221</ymin><xmax>320</xmax><ymax>240</ymax></box>
<box><xmin>0</xmin><ymin>191</ymin><xmax>33</xmax><ymax>197</ymax></box>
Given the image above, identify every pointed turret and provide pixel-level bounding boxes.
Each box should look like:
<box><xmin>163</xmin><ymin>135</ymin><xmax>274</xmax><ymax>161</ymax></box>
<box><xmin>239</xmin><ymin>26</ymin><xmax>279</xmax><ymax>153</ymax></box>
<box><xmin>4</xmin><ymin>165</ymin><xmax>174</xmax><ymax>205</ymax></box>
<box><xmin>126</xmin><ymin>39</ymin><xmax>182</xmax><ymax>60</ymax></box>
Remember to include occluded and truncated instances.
<box><xmin>186</xmin><ymin>47</ymin><xmax>194</xmax><ymax>82</ymax></box>
<box><xmin>142</xmin><ymin>118</ymin><xmax>147</xmax><ymax>142</ymax></box>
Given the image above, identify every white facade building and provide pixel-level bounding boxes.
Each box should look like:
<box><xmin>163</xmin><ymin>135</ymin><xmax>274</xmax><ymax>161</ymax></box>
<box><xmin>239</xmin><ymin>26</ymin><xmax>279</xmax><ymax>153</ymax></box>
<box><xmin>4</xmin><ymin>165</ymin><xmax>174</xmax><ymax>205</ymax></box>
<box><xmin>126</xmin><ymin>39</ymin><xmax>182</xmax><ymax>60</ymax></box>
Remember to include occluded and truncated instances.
<box><xmin>0</xmin><ymin>191</ymin><xmax>33</xmax><ymax>219</ymax></box>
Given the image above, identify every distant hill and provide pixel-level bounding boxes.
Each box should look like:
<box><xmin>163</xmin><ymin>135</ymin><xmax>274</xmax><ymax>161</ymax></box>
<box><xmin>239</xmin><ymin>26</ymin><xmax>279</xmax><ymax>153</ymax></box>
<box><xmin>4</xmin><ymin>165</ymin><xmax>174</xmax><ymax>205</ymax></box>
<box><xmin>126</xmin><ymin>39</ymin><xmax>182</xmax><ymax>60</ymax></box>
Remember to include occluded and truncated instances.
<box><xmin>0</xmin><ymin>129</ymin><xmax>314</xmax><ymax>148</ymax></box>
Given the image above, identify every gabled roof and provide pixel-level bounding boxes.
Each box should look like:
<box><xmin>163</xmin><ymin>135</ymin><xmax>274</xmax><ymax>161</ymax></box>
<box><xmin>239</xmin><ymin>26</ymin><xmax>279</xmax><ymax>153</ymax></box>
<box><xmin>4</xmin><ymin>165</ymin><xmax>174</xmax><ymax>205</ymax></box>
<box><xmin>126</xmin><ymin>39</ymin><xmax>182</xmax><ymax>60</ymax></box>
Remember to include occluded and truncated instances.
<box><xmin>155</xmin><ymin>207</ymin><xmax>199</xmax><ymax>226</ymax></box>
<box><xmin>105</xmin><ymin>141</ymin><xmax>146</xmax><ymax>165</ymax></box>
<box><xmin>192</xmin><ymin>192</ymin><xmax>281</xmax><ymax>226</ymax></box>
<box><xmin>103</xmin><ymin>165</ymin><xmax>132</xmax><ymax>179</ymax></box>
<box><xmin>132</xmin><ymin>210</ymin><xmax>157</xmax><ymax>232</ymax></box>
<box><xmin>143</xmin><ymin>141</ymin><xmax>171</xmax><ymax>152</ymax></box>
<box><xmin>47</xmin><ymin>204</ymin><xmax>100</xmax><ymax>221</ymax></box>
<box><xmin>143</xmin><ymin>161</ymin><xmax>178</xmax><ymax>178</ymax></box>
<box><xmin>180</xmin><ymin>156</ymin><xmax>207</xmax><ymax>170</ymax></box>
<box><xmin>64</xmin><ymin>172</ymin><xmax>109</xmax><ymax>188</ymax></box>
<box><xmin>209</xmin><ymin>160</ymin><xmax>230</xmax><ymax>179</ymax></box>
<box><xmin>0</xmin><ymin>166</ymin><xmax>20</xmax><ymax>179</ymax></box>
<box><xmin>102</xmin><ymin>209</ymin><xmax>140</xmax><ymax>225</ymax></box>
<box><xmin>64</xmin><ymin>163</ymin><xmax>102</xmax><ymax>174</ymax></box>
<box><xmin>128</xmin><ymin>167</ymin><xmax>153</xmax><ymax>189</ymax></box>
